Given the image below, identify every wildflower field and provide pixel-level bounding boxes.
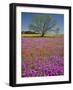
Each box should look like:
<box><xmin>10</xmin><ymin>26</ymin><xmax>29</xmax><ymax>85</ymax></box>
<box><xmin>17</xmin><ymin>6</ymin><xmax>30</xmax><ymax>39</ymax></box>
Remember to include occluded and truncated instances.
<box><xmin>21</xmin><ymin>36</ymin><xmax>64</xmax><ymax>77</ymax></box>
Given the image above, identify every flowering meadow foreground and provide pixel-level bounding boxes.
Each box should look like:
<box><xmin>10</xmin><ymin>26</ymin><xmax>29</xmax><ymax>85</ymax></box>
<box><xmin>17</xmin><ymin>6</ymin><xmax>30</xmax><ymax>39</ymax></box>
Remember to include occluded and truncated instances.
<box><xmin>21</xmin><ymin>37</ymin><xmax>64</xmax><ymax>77</ymax></box>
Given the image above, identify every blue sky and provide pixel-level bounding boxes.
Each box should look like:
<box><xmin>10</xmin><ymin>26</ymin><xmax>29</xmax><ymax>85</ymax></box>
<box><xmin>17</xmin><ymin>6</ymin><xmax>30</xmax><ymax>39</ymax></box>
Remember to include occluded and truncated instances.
<box><xmin>21</xmin><ymin>12</ymin><xmax>64</xmax><ymax>34</ymax></box>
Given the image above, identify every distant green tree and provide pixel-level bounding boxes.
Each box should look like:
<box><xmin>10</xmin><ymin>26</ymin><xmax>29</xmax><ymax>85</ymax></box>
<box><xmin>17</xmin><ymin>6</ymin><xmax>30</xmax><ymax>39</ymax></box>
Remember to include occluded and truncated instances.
<box><xmin>55</xmin><ymin>27</ymin><xmax>60</xmax><ymax>35</ymax></box>
<box><xmin>29</xmin><ymin>15</ymin><xmax>59</xmax><ymax>37</ymax></box>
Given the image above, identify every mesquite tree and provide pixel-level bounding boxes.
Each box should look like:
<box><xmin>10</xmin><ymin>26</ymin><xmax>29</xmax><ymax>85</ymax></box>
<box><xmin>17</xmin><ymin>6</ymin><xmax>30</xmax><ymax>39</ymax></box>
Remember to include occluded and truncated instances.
<box><xmin>29</xmin><ymin>15</ymin><xmax>59</xmax><ymax>37</ymax></box>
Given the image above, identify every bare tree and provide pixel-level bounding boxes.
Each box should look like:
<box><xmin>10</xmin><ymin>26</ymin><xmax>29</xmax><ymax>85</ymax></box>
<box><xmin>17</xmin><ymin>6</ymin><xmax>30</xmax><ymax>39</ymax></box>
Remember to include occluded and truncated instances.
<box><xmin>55</xmin><ymin>27</ymin><xmax>60</xmax><ymax>35</ymax></box>
<box><xmin>29</xmin><ymin>15</ymin><xmax>58</xmax><ymax>37</ymax></box>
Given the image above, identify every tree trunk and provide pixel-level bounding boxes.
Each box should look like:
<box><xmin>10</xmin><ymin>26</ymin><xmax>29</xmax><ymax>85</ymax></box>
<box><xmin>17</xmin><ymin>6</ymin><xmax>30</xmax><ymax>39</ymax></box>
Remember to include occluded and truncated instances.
<box><xmin>41</xmin><ymin>33</ymin><xmax>45</xmax><ymax>37</ymax></box>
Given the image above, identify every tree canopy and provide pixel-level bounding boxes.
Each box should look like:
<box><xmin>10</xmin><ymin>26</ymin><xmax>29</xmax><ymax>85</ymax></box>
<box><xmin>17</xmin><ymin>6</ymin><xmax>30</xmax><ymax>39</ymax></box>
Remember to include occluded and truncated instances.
<box><xmin>29</xmin><ymin>15</ymin><xmax>59</xmax><ymax>37</ymax></box>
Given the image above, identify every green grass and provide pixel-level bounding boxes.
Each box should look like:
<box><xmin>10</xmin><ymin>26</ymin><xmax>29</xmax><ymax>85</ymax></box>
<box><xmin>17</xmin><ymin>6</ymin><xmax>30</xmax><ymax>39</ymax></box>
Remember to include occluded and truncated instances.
<box><xmin>21</xmin><ymin>33</ymin><xmax>64</xmax><ymax>38</ymax></box>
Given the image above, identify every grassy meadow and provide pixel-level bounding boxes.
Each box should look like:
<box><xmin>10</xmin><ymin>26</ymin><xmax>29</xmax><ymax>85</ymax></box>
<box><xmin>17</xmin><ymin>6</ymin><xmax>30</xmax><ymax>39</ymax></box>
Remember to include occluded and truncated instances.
<box><xmin>21</xmin><ymin>33</ymin><xmax>64</xmax><ymax>38</ymax></box>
